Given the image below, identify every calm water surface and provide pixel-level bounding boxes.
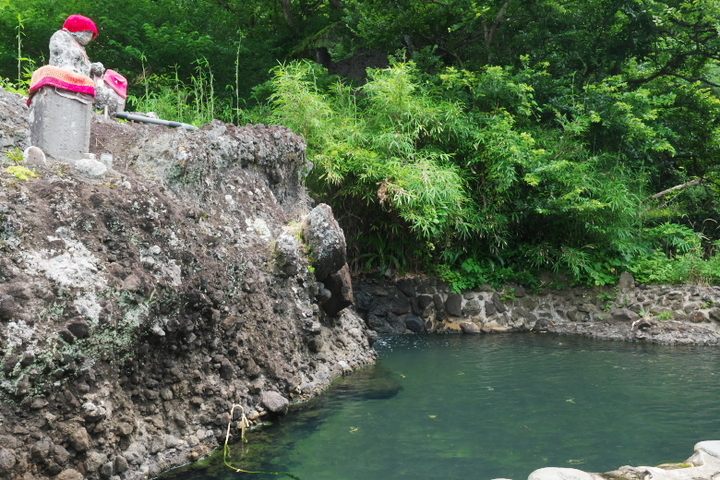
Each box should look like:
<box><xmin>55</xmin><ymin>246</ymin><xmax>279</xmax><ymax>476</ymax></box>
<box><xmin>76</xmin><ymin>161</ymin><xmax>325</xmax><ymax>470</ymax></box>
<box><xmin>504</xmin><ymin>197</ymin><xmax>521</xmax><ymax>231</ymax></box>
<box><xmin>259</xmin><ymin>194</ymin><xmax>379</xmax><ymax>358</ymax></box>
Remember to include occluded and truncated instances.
<box><xmin>167</xmin><ymin>333</ymin><xmax>720</xmax><ymax>480</ymax></box>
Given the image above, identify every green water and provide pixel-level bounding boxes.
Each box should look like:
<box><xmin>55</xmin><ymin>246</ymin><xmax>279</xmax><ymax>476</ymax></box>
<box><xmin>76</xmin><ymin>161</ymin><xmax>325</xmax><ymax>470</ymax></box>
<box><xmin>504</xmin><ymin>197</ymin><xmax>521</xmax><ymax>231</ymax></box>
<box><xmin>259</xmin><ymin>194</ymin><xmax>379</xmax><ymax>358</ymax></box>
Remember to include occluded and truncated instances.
<box><xmin>168</xmin><ymin>333</ymin><xmax>720</xmax><ymax>480</ymax></box>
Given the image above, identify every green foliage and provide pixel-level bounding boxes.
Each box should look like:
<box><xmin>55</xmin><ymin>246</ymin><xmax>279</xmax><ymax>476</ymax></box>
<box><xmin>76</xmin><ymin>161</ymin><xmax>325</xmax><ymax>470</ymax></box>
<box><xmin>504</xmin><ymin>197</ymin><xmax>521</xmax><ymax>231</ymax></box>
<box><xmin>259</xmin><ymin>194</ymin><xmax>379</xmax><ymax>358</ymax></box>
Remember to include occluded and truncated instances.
<box><xmin>3</xmin><ymin>148</ymin><xmax>23</xmax><ymax>164</ymax></box>
<box><xmin>127</xmin><ymin>59</ymin><xmax>219</xmax><ymax>126</ymax></box>
<box><xmin>5</xmin><ymin>165</ymin><xmax>40</xmax><ymax>181</ymax></box>
<box><xmin>3</xmin><ymin>0</ymin><xmax>720</xmax><ymax>287</ymax></box>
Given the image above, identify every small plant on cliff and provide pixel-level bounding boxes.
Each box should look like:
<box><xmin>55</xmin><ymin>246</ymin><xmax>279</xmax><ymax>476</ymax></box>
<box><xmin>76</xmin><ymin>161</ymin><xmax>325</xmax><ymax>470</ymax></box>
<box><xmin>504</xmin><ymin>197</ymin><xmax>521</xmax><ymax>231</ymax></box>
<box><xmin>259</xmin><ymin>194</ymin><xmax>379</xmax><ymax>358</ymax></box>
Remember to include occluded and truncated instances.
<box><xmin>3</xmin><ymin>148</ymin><xmax>23</xmax><ymax>164</ymax></box>
<box><xmin>596</xmin><ymin>289</ymin><xmax>617</xmax><ymax>311</ymax></box>
<box><xmin>2</xmin><ymin>149</ymin><xmax>40</xmax><ymax>181</ymax></box>
<box><xmin>5</xmin><ymin>165</ymin><xmax>40</xmax><ymax>181</ymax></box>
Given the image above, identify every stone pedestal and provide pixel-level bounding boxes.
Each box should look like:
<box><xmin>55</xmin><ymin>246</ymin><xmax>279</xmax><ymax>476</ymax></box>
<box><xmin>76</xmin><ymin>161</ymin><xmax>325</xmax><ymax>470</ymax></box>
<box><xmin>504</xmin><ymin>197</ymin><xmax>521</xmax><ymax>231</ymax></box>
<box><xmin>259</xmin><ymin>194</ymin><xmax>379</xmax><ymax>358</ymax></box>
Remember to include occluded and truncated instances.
<box><xmin>29</xmin><ymin>86</ymin><xmax>92</xmax><ymax>162</ymax></box>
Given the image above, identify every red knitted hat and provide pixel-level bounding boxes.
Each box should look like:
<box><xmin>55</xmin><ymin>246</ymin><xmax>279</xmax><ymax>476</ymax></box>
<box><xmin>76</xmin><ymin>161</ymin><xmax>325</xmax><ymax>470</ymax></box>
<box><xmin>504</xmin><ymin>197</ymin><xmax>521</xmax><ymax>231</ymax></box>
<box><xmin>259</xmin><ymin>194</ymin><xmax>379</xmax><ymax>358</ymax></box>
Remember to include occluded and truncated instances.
<box><xmin>63</xmin><ymin>15</ymin><xmax>98</xmax><ymax>40</ymax></box>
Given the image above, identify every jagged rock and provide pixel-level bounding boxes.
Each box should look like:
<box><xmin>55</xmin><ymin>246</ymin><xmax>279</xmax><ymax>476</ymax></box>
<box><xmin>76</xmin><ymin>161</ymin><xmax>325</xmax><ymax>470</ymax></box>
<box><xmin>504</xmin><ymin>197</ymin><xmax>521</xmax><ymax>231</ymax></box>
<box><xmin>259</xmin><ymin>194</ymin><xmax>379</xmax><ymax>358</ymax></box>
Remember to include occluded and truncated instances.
<box><xmin>261</xmin><ymin>391</ymin><xmax>289</xmax><ymax>415</ymax></box>
<box><xmin>321</xmin><ymin>264</ymin><xmax>353</xmax><ymax>316</ymax></box>
<box><xmin>113</xmin><ymin>455</ymin><xmax>129</xmax><ymax>474</ymax></box>
<box><xmin>84</xmin><ymin>452</ymin><xmax>106</xmax><ymax>473</ymax></box>
<box><xmin>460</xmin><ymin>321</ymin><xmax>481</xmax><ymax>334</ymax></box>
<box><xmin>65</xmin><ymin>318</ymin><xmax>90</xmax><ymax>339</ymax></box>
<box><xmin>396</xmin><ymin>279</ymin><xmax>416</xmax><ymax>297</ymax></box>
<box><xmin>0</xmin><ymin>89</ymin><xmax>30</xmax><ymax>151</ymax></box>
<box><xmin>445</xmin><ymin>294</ymin><xmax>462</xmax><ymax>317</ymax></box>
<box><xmin>55</xmin><ymin>469</ymin><xmax>84</xmax><ymax>480</ymax></box>
<box><xmin>493</xmin><ymin>292</ymin><xmax>508</xmax><ymax>313</ymax></box>
<box><xmin>69</xmin><ymin>427</ymin><xmax>91</xmax><ymax>452</ymax></box>
<box><xmin>618</xmin><ymin>271</ymin><xmax>635</xmax><ymax>293</ymax></box>
<box><xmin>75</xmin><ymin>157</ymin><xmax>107</xmax><ymax>178</ymax></box>
<box><xmin>462</xmin><ymin>298</ymin><xmax>483</xmax><ymax>317</ymax></box>
<box><xmin>405</xmin><ymin>317</ymin><xmax>424</xmax><ymax>332</ymax></box>
<box><xmin>418</xmin><ymin>295</ymin><xmax>434</xmax><ymax>310</ymax></box>
<box><xmin>0</xmin><ymin>295</ymin><xmax>18</xmax><ymax>321</ymax></box>
<box><xmin>274</xmin><ymin>232</ymin><xmax>302</xmax><ymax>276</ymax></box>
<box><xmin>302</xmin><ymin>203</ymin><xmax>347</xmax><ymax>281</ymax></box>
<box><xmin>0</xmin><ymin>447</ymin><xmax>16</xmax><ymax>474</ymax></box>
<box><xmin>611</xmin><ymin>308</ymin><xmax>640</xmax><ymax>323</ymax></box>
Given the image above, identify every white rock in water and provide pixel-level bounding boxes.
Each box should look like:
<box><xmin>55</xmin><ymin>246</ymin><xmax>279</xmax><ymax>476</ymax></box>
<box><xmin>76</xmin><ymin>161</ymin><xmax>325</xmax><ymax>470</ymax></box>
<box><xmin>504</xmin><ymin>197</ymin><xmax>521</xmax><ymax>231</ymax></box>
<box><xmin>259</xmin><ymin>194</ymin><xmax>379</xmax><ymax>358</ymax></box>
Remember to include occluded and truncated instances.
<box><xmin>75</xmin><ymin>158</ymin><xmax>107</xmax><ymax>178</ymax></box>
<box><xmin>528</xmin><ymin>468</ymin><xmax>598</xmax><ymax>480</ymax></box>
<box><xmin>695</xmin><ymin>440</ymin><xmax>720</xmax><ymax>458</ymax></box>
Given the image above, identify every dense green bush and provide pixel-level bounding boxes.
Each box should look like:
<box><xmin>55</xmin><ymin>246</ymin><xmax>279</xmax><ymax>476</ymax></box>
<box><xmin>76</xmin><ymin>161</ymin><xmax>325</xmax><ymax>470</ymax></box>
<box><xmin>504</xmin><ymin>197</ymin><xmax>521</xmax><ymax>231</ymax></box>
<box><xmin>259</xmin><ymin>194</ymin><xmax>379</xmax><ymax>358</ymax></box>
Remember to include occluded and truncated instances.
<box><xmin>3</xmin><ymin>0</ymin><xmax>720</xmax><ymax>288</ymax></box>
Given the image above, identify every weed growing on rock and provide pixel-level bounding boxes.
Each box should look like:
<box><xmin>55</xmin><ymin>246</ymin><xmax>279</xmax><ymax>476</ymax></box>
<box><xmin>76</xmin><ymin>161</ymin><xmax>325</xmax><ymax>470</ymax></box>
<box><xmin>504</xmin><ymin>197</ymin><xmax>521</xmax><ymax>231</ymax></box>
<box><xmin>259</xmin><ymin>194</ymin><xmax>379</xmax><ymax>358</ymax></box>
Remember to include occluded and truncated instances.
<box><xmin>5</xmin><ymin>165</ymin><xmax>40</xmax><ymax>181</ymax></box>
<box><xmin>223</xmin><ymin>404</ymin><xmax>302</xmax><ymax>480</ymax></box>
<box><xmin>500</xmin><ymin>288</ymin><xmax>516</xmax><ymax>302</ymax></box>
<box><xmin>3</xmin><ymin>148</ymin><xmax>23</xmax><ymax>164</ymax></box>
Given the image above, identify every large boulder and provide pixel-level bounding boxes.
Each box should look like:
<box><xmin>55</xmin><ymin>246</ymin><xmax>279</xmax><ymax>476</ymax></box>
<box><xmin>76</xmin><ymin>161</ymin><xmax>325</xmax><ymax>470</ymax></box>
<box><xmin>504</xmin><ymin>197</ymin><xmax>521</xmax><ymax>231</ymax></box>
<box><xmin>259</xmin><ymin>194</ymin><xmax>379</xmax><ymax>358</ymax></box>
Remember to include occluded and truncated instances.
<box><xmin>302</xmin><ymin>203</ymin><xmax>347</xmax><ymax>281</ymax></box>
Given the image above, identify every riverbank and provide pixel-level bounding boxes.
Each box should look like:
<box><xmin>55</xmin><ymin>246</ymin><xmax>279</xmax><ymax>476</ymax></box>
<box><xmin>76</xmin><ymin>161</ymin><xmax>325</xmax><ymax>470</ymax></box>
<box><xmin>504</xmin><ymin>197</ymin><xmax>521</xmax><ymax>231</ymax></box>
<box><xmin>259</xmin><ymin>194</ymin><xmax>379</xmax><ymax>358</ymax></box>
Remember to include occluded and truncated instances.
<box><xmin>354</xmin><ymin>274</ymin><xmax>720</xmax><ymax>345</ymax></box>
<box><xmin>165</xmin><ymin>334</ymin><xmax>720</xmax><ymax>480</ymax></box>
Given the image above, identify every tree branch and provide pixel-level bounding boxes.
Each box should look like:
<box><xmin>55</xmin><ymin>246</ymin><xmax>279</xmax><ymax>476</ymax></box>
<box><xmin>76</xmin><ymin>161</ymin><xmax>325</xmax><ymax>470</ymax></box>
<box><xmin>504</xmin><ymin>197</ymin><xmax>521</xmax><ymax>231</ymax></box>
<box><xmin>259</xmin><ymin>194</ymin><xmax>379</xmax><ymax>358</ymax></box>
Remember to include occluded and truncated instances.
<box><xmin>484</xmin><ymin>1</ymin><xmax>510</xmax><ymax>53</ymax></box>
<box><xmin>651</xmin><ymin>178</ymin><xmax>705</xmax><ymax>200</ymax></box>
<box><xmin>667</xmin><ymin>73</ymin><xmax>720</xmax><ymax>88</ymax></box>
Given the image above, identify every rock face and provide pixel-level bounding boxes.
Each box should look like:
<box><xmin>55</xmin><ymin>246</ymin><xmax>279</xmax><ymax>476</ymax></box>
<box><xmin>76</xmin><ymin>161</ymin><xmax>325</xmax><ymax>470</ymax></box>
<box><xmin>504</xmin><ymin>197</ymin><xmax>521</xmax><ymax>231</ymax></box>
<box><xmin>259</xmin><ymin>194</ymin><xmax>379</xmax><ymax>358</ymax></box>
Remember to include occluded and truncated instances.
<box><xmin>303</xmin><ymin>203</ymin><xmax>354</xmax><ymax>316</ymax></box>
<box><xmin>0</xmin><ymin>86</ymin><xmax>376</xmax><ymax>480</ymax></box>
<box><xmin>0</xmin><ymin>89</ymin><xmax>29</xmax><ymax>151</ymax></box>
<box><xmin>354</xmin><ymin>277</ymin><xmax>720</xmax><ymax>344</ymax></box>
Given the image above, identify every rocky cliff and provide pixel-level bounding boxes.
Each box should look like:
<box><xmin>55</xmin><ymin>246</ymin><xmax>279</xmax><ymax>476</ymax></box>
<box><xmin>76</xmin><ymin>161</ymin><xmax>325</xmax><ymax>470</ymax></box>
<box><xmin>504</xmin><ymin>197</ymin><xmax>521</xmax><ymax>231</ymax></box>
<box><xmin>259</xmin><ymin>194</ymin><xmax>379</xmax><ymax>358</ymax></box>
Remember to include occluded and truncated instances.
<box><xmin>0</xmin><ymin>87</ymin><xmax>376</xmax><ymax>480</ymax></box>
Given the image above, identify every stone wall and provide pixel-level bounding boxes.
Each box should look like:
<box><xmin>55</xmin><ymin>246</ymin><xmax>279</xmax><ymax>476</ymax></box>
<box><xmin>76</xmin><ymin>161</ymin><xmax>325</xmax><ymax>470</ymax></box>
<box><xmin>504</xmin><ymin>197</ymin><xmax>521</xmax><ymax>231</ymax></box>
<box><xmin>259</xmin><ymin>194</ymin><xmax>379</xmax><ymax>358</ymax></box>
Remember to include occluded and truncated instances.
<box><xmin>354</xmin><ymin>273</ymin><xmax>720</xmax><ymax>344</ymax></box>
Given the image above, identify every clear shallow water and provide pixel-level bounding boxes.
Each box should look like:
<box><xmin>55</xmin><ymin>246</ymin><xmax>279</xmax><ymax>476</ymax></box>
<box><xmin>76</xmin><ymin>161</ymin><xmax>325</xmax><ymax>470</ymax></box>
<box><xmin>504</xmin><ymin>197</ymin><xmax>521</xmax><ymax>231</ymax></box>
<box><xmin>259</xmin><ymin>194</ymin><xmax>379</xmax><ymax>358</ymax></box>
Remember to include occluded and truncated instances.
<box><xmin>166</xmin><ymin>333</ymin><xmax>720</xmax><ymax>480</ymax></box>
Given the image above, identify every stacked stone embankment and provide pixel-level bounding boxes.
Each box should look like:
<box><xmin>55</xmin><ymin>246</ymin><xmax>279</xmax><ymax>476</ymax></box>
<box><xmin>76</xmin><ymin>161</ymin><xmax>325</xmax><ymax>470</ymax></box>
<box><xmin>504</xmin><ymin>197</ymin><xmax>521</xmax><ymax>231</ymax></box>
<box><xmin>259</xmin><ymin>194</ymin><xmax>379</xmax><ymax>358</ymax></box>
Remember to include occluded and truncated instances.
<box><xmin>354</xmin><ymin>272</ymin><xmax>720</xmax><ymax>345</ymax></box>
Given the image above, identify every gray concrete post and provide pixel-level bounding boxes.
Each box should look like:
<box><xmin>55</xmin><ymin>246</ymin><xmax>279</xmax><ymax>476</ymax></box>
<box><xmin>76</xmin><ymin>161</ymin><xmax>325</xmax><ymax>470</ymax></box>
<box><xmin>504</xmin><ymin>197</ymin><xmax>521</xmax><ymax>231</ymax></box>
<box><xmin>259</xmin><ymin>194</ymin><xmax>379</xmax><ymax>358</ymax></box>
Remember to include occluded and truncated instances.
<box><xmin>29</xmin><ymin>87</ymin><xmax>92</xmax><ymax>163</ymax></box>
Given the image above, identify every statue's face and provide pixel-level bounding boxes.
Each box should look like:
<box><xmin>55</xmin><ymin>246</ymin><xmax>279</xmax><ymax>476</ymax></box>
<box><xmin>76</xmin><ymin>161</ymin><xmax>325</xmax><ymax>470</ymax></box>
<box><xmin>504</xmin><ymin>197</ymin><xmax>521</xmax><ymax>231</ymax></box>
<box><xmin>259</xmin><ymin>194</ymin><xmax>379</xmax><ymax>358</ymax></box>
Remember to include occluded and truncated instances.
<box><xmin>70</xmin><ymin>30</ymin><xmax>94</xmax><ymax>46</ymax></box>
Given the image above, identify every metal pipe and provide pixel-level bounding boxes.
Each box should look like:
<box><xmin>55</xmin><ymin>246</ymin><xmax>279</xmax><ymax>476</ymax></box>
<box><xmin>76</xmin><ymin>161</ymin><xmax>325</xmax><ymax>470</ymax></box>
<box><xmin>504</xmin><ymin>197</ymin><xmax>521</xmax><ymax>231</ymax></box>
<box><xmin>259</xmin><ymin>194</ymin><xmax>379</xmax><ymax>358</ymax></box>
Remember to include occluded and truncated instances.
<box><xmin>113</xmin><ymin>111</ymin><xmax>198</xmax><ymax>130</ymax></box>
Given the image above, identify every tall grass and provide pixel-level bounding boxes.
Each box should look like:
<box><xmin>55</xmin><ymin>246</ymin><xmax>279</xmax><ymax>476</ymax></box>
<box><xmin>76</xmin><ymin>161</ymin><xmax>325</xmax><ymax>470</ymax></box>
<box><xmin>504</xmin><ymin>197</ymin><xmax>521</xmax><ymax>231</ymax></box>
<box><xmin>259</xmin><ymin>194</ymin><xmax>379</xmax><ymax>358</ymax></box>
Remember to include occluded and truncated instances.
<box><xmin>128</xmin><ymin>55</ymin><xmax>258</xmax><ymax>127</ymax></box>
<box><xmin>0</xmin><ymin>14</ymin><xmax>32</xmax><ymax>96</ymax></box>
<box><xmin>128</xmin><ymin>58</ymin><xmax>219</xmax><ymax>126</ymax></box>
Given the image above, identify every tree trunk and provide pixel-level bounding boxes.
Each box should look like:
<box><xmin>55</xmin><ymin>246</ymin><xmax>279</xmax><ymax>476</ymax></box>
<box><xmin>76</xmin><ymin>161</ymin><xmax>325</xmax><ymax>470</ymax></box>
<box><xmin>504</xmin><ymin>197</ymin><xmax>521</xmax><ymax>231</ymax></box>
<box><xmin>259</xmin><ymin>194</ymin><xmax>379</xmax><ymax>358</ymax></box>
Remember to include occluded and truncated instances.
<box><xmin>280</xmin><ymin>0</ymin><xmax>295</xmax><ymax>27</ymax></box>
<box><xmin>484</xmin><ymin>1</ymin><xmax>510</xmax><ymax>62</ymax></box>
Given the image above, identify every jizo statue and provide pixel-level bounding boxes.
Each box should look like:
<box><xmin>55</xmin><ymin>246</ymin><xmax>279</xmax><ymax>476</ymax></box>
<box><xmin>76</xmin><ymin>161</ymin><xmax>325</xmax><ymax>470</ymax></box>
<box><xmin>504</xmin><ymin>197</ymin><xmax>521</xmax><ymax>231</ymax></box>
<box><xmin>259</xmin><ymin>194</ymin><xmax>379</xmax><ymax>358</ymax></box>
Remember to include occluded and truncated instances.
<box><xmin>49</xmin><ymin>15</ymin><xmax>104</xmax><ymax>78</ymax></box>
<box><xmin>28</xmin><ymin>15</ymin><xmax>127</xmax><ymax>163</ymax></box>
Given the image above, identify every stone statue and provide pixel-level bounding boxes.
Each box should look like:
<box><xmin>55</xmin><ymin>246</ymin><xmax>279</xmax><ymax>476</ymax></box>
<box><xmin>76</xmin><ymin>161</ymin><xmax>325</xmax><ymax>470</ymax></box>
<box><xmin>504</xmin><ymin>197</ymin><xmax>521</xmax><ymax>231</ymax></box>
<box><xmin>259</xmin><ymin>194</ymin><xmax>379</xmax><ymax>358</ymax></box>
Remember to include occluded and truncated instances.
<box><xmin>48</xmin><ymin>15</ymin><xmax>103</xmax><ymax>78</ymax></box>
<box><xmin>28</xmin><ymin>15</ymin><xmax>127</xmax><ymax>163</ymax></box>
<box><xmin>28</xmin><ymin>15</ymin><xmax>100</xmax><ymax>162</ymax></box>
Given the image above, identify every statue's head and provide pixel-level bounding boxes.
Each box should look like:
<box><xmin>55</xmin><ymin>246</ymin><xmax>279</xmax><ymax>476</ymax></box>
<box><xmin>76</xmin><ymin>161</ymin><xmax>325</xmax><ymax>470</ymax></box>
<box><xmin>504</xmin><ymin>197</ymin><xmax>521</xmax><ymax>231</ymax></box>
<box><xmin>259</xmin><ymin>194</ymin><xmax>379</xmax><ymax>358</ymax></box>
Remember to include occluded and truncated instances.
<box><xmin>62</xmin><ymin>15</ymin><xmax>98</xmax><ymax>45</ymax></box>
